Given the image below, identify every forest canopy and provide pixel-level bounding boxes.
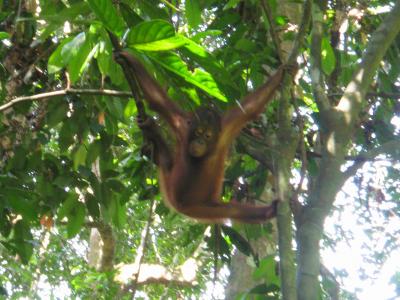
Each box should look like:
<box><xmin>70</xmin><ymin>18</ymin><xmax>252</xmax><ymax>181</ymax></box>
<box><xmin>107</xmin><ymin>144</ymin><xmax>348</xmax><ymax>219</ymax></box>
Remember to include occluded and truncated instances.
<box><xmin>1</xmin><ymin>0</ymin><xmax>400</xmax><ymax>299</ymax></box>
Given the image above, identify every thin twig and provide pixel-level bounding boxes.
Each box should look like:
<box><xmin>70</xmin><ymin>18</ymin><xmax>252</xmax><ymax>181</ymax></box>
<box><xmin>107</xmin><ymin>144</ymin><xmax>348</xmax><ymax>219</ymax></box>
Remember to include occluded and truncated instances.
<box><xmin>127</xmin><ymin>198</ymin><xmax>157</xmax><ymax>299</ymax></box>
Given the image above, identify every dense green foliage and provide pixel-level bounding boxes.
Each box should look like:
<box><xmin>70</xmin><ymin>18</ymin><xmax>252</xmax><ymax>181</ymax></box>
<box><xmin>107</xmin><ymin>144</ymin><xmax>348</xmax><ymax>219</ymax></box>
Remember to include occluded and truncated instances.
<box><xmin>0</xmin><ymin>0</ymin><xmax>399</xmax><ymax>299</ymax></box>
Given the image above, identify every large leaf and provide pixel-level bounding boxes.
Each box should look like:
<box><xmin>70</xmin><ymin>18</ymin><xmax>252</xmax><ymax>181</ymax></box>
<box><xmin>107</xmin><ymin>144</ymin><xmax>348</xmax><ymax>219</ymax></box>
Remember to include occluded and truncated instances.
<box><xmin>87</xmin><ymin>0</ymin><xmax>125</xmax><ymax>35</ymax></box>
<box><xmin>47</xmin><ymin>37</ymin><xmax>73</xmax><ymax>74</ymax></box>
<box><xmin>54</xmin><ymin>32</ymin><xmax>96</xmax><ymax>83</ymax></box>
<box><xmin>151</xmin><ymin>52</ymin><xmax>227</xmax><ymax>102</ymax></box>
<box><xmin>127</xmin><ymin>20</ymin><xmax>187</xmax><ymax>51</ymax></box>
<box><xmin>181</xmin><ymin>36</ymin><xmax>231</xmax><ymax>81</ymax></box>
<box><xmin>61</xmin><ymin>33</ymin><xmax>86</xmax><ymax>64</ymax></box>
<box><xmin>68</xmin><ymin>34</ymin><xmax>98</xmax><ymax>83</ymax></box>
<box><xmin>128</xmin><ymin>20</ymin><xmax>174</xmax><ymax>42</ymax></box>
<box><xmin>4</xmin><ymin>187</ymin><xmax>37</xmax><ymax>221</ymax></box>
<box><xmin>96</xmin><ymin>34</ymin><xmax>125</xmax><ymax>84</ymax></box>
<box><xmin>133</xmin><ymin>36</ymin><xmax>188</xmax><ymax>51</ymax></box>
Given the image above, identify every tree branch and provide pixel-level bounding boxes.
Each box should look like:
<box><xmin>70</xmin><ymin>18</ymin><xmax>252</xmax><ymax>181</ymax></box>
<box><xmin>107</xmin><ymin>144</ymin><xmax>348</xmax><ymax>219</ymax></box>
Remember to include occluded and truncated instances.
<box><xmin>337</xmin><ymin>1</ymin><xmax>400</xmax><ymax>132</ymax></box>
<box><xmin>115</xmin><ymin>262</ymin><xmax>197</xmax><ymax>287</ymax></box>
<box><xmin>260</xmin><ymin>0</ymin><xmax>285</xmax><ymax>62</ymax></box>
<box><xmin>329</xmin><ymin>91</ymin><xmax>400</xmax><ymax>99</ymax></box>
<box><xmin>342</xmin><ymin>140</ymin><xmax>400</xmax><ymax>179</ymax></box>
<box><xmin>287</xmin><ymin>0</ymin><xmax>312</xmax><ymax>65</ymax></box>
<box><xmin>304</xmin><ymin>150</ymin><xmax>400</xmax><ymax>162</ymax></box>
<box><xmin>310</xmin><ymin>0</ymin><xmax>331</xmax><ymax>112</ymax></box>
<box><xmin>0</xmin><ymin>88</ymin><xmax>132</xmax><ymax>113</ymax></box>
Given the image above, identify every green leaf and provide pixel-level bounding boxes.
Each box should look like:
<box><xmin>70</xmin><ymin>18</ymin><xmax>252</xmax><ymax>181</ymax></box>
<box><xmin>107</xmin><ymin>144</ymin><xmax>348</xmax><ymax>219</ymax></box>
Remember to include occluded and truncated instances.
<box><xmin>5</xmin><ymin>188</ymin><xmax>37</xmax><ymax>221</ymax></box>
<box><xmin>67</xmin><ymin>34</ymin><xmax>97</xmax><ymax>83</ymax></box>
<box><xmin>222</xmin><ymin>225</ymin><xmax>253</xmax><ymax>257</ymax></box>
<box><xmin>53</xmin><ymin>175</ymin><xmax>73</xmax><ymax>189</ymax></box>
<box><xmin>105</xmin><ymin>97</ymin><xmax>125</xmax><ymax>119</ymax></box>
<box><xmin>151</xmin><ymin>52</ymin><xmax>227</xmax><ymax>102</ymax></box>
<box><xmin>253</xmin><ymin>256</ymin><xmax>280</xmax><ymax>286</ymax></box>
<box><xmin>85</xmin><ymin>194</ymin><xmax>100</xmax><ymax>219</ymax></box>
<box><xmin>58</xmin><ymin>193</ymin><xmax>78</xmax><ymax>219</ymax></box>
<box><xmin>112</xmin><ymin>197</ymin><xmax>126</xmax><ymax>228</ymax></box>
<box><xmin>59</xmin><ymin>122</ymin><xmax>76</xmax><ymax>153</ymax></box>
<box><xmin>67</xmin><ymin>202</ymin><xmax>86</xmax><ymax>238</ymax></box>
<box><xmin>46</xmin><ymin>102</ymin><xmax>68</xmax><ymax>127</ymax></box>
<box><xmin>87</xmin><ymin>0</ymin><xmax>125</xmax><ymax>35</ymax></box>
<box><xmin>86</xmin><ymin>140</ymin><xmax>101</xmax><ymax>165</ymax></box>
<box><xmin>106</xmin><ymin>179</ymin><xmax>125</xmax><ymax>192</ymax></box>
<box><xmin>193</xmin><ymin>69</ymin><xmax>228</xmax><ymax>100</ymax></box>
<box><xmin>321</xmin><ymin>37</ymin><xmax>336</xmax><ymax>75</ymax></box>
<box><xmin>96</xmin><ymin>40</ymin><xmax>111</xmax><ymax>75</ymax></box>
<box><xmin>182</xmin><ymin>36</ymin><xmax>210</xmax><ymax>58</ymax></box>
<box><xmin>133</xmin><ymin>35</ymin><xmax>188</xmax><ymax>51</ymax></box>
<box><xmin>128</xmin><ymin>20</ymin><xmax>174</xmax><ymax>41</ymax></box>
<box><xmin>61</xmin><ymin>33</ymin><xmax>86</xmax><ymax>65</ymax></box>
<box><xmin>89</xmin><ymin>173</ymin><xmax>104</xmax><ymax>206</ymax></box>
<box><xmin>192</xmin><ymin>30</ymin><xmax>222</xmax><ymax>42</ymax></box>
<box><xmin>136</xmin><ymin>0</ymin><xmax>169</xmax><ymax>20</ymax></box>
<box><xmin>119</xmin><ymin>3</ymin><xmax>143</xmax><ymax>27</ymax></box>
<box><xmin>126</xmin><ymin>20</ymin><xmax>188</xmax><ymax>51</ymax></box>
<box><xmin>40</xmin><ymin>2</ymin><xmax>91</xmax><ymax>40</ymax></box>
<box><xmin>48</xmin><ymin>37</ymin><xmax>73</xmax><ymax>74</ymax></box>
<box><xmin>180</xmin><ymin>37</ymin><xmax>232</xmax><ymax>90</ymax></box>
<box><xmin>124</xmin><ymin>99</ymin><xmax>137</xmax><ymax>118</ymax></box>
<box><xmin>0</xmin><ymin>31</ymin><xmax>10</xmax><ymax>40</ymax></box>
<box><xmin>275</xmin><ymin>15</ymin><xmax>288</xmax><ymax>26</ymax></box>
<box><xmin>185</xmin><ymin>0</ymin><xmax>201</xmax><ymax>29</ymax></box>
<box><xmin>97</xmin><ymin>39</ymin><xmax>124</xmax><ymax>84</ymax></box>
<box><xmin>249</xmin><ymin>283</ymin><xmax>280</xmax><ymax>295</ymax></box>
<box><xmin>73</xmin><ymin>145</ymin><xmax>88</xmax><ymax>170</ymax></box>
<box><xmin>6</xmin><ymin>147</ymin><xmax>27</xmax><ymax>171</ymax></box>
<box><xmin>235</xmin><ymin>38</ymin><xmax>257</xmax><ymax>52</ymax></box>
<box><xmin>206</xmin><ymin>228</ymin><xmax>231</xmax><ymax>262</ymax></box>
<box><xmin>12</xmin><ymin>220</ymin><xmax>33</xmax><ymax>264</ymax></box>
<box><xmin>223</xmin><ymin>0</ymin><xmax>241</xmax><ymax>10</ymax></box>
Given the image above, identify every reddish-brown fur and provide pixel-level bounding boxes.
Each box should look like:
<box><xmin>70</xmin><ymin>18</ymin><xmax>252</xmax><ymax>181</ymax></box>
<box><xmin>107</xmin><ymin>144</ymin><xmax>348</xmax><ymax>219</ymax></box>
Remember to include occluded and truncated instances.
<box><xmin>117</xmin><ymin>51</ymin><xmax>287</xmax><ymax>223</ymax></box>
